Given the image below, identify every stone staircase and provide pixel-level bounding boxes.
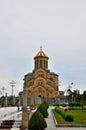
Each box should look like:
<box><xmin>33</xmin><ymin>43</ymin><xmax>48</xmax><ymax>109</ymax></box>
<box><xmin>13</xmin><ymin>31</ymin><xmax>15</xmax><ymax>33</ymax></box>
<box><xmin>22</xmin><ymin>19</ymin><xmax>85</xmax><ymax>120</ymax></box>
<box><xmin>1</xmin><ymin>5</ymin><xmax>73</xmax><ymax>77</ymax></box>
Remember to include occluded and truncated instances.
<box><xmin>0</xmin><ymin>120</ymin><xmax>15</xmax><ymax>129</ymax></box>
<box><xmin>0</xmin><ymin>120</ymin><xmax>21</xmax><ymax>130</ymax></box>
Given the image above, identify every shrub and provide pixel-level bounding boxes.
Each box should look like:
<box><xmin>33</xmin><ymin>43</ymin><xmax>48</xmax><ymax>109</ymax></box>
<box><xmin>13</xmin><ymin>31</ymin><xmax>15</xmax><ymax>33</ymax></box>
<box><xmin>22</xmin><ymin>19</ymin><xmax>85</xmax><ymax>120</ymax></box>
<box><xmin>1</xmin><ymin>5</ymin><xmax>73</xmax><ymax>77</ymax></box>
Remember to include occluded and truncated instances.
<box><xmin>28</xmin><ymin>110</ymin><xmax>47</xmax><ymax>130</ymax></box>
<box><xmin>69</xmin><ymin>102</ymin><xmax>81</xmax><ymax>106</ymax></box>
<box><xmin>55</xmin><ymin>107</ymin><xmax>63</xmax><ymax>115</ymax></box>
<box><xmin>65</xmin><ymin>114</ymin><xmax>74</xmax><ymax>122</ymax></box>
<box><xmin>42</xmin><ymin>101</ymin><xmax>49</xmax><ymax>109</ymax></box>
<box><xmin>55</xmin><ymin>107</ymin><xmax>74</xmax><ymax>122</ymax></box>
<box><xmin>69</xmin><ymin>106</ymin><xmax>86</xmax><ymax>110</ymax></box>
<box><xmin>37</xmin><ymin>103</ymin><xmax>48</xmax><ymax>118</ymax></box>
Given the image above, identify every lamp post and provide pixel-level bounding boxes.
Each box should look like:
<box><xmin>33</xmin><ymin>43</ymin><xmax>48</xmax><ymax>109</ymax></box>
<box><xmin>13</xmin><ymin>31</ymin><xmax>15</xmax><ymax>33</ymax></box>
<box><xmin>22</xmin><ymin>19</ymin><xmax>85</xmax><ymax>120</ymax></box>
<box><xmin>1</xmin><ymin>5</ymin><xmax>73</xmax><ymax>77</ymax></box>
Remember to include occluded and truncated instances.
<box><xmin>10</xmin><ymin>80</ymin><xmax>16</xmax><ymax>96</ymax></box>
<box><xmin>1</xmin><ymin>86</ymin><xmax>6</xmax><ymax>96</ymax></box>
<box><xmin>0</xmin><ymin>91</ymin><xmax>2</xmax><ymax>96</ymax></box>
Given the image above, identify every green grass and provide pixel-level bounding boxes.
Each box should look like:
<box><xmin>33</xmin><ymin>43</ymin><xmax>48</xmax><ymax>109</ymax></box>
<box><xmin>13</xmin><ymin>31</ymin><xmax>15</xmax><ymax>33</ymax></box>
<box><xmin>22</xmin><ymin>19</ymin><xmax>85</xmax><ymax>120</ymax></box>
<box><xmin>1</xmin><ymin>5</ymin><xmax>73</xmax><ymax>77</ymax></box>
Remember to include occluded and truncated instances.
<box><xmin>53</xmin><ymin>109</ymin><xmax>86</xmax><ymax>124</ymax></box>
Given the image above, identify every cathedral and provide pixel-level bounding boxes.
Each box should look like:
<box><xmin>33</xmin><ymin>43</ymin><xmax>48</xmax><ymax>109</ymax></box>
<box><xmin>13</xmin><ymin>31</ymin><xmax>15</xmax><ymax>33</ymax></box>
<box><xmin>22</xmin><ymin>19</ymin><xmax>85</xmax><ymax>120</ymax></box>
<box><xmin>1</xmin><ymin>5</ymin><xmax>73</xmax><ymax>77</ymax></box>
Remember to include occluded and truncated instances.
<box><xmin>20</xmin><ymin>47</ymin><xmax>59</xmax><ymax>105</ymax></box>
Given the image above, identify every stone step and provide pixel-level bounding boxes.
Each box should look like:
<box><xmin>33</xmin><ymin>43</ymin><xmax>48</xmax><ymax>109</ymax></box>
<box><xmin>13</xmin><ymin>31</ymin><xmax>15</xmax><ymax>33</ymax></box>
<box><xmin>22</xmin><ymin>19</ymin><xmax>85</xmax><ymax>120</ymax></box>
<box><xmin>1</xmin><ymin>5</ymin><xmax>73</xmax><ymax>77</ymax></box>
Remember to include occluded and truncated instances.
<box><xmin>0</xmin><ymin>128</ymin><xmax>10</xmax><ymax>129</ymax></box>
<box><xmin>12</xmin><ymin>121</ymin><xmax>21</xmax><ymax>128</ymax></box>
<box><xmin>0</xmin><ymin>125</ymin><xmax>12</xmax><ymax>128</ymax></box>
<box><xmin>0</xmin><ymin>120</ymin><xmax>15</xmax><ymax>129</ymax></box>
<box><xmin>0</xmin><ymin>120</ymin><xmax>21</xmax><ymax>129</ymax></box>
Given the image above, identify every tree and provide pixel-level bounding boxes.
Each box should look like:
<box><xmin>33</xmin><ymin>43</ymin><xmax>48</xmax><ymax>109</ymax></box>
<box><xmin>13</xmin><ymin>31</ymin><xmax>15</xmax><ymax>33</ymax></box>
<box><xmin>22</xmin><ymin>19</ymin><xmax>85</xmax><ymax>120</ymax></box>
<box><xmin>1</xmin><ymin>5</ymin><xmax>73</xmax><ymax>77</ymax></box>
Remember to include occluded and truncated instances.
<box><xmin>83</xmin><ymin>91</ymin><xmax>86</xmax><ymax>100</ymax></box>
<box><xmin>82</xmin><ymin>91</ymin><xmax>86</xmax><ymax>106</ymax></box>
<box><xmin>73</xmin><ymin>94</ymin><xmax>82</xmax><ymax>105</ymax></box>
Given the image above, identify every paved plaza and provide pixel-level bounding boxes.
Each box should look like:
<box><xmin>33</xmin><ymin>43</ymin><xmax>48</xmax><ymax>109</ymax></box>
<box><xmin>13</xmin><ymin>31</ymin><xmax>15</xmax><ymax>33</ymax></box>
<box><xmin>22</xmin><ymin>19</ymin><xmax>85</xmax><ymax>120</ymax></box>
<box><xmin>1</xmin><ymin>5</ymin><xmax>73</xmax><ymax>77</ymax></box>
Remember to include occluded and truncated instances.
<box><xmin>0</xmin><ymin>107</ymin><xmax>22</xmax><ymax>130</ymax></box>
<box><xmin>0</xmin><ymin>107</ymin><xmax>22</xmax><ymax>121</ymax></box>
<box><xmin>0</xmin><ymin>106</ymin><xmax>86</xmax><ymax>130</ymax></box>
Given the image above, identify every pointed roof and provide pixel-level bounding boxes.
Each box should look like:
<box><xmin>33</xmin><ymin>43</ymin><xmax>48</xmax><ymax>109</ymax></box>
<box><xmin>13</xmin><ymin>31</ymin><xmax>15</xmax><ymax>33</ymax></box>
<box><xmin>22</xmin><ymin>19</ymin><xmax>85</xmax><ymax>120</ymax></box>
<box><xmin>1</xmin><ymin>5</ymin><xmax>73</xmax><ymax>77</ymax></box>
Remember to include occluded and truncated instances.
<box><xmin>34</xmin><ymin>47</ymin><xmax>48</xmax><ymax>59</ymax></box>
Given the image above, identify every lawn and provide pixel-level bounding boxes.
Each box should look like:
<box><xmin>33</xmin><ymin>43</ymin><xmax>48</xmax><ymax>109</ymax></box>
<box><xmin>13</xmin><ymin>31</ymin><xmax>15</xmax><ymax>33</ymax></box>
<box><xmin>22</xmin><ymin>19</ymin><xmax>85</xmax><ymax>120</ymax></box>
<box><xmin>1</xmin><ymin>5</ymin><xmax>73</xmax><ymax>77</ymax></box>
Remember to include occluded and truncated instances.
<box><xmin>53</xmin><ymin>108</ymin><xmax>86</xmax><ymax>124</ymax></box>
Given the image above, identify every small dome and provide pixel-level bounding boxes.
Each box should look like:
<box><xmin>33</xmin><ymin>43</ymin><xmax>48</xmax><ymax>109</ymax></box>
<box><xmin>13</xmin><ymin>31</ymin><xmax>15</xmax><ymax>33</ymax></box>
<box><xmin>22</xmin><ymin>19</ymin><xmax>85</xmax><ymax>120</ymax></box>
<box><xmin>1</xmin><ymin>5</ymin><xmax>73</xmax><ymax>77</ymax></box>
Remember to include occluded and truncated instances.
<box><xmin>34</xmin><ymin>47</ymin><xmax>48</xmax><ymax>59</ymax></box>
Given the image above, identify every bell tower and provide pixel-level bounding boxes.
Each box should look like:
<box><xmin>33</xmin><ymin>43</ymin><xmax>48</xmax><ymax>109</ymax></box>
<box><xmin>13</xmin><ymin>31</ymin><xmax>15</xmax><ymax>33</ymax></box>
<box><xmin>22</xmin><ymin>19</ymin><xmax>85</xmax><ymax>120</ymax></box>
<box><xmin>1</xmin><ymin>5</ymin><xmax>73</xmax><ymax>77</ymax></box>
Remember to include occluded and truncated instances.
<box><xmin>34</xmin><ymin>47</ymin><xmax>49</xmax><ymax>70</ymax></box>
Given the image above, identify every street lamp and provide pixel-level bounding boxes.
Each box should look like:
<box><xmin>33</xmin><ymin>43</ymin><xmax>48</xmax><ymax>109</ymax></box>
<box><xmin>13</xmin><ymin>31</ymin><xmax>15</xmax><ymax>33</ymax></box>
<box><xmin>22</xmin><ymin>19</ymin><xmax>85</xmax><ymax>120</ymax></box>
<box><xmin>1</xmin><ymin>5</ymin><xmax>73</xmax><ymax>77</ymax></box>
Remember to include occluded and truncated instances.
<box><xmin>10</xmin><ymin>80</ymin><xmax>16</xmax><ymax>96</ymax></box>
<box><xmin>1</xmin><ymin>86</ymin><xmax>6</xmax><ymax>96</ymax></box>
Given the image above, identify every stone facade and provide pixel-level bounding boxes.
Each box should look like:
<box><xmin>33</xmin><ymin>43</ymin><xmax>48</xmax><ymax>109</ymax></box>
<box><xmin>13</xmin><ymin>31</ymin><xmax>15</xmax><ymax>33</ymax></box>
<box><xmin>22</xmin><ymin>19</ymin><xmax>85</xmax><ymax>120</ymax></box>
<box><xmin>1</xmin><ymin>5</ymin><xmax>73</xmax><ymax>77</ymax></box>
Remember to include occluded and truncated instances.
<box><xmin>22</xmin><ymin>48</ymin><xmax>59</xmax><ymax>105</ymax></box>
<box><xmin>21</xmin><ymin>48</ymin><xmax>59</xmax><ymax>128</ymax></box>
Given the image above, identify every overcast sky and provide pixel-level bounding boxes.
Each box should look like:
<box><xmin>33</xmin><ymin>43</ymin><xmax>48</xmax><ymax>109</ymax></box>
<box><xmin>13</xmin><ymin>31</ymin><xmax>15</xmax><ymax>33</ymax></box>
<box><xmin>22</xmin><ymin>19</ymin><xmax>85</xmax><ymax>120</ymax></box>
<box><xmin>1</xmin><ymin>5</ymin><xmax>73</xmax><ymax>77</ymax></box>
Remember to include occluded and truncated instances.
<box><xmin>0</xmin><ymin>0</ymin><xmax>86</xmax><ymax>96</ymax></box>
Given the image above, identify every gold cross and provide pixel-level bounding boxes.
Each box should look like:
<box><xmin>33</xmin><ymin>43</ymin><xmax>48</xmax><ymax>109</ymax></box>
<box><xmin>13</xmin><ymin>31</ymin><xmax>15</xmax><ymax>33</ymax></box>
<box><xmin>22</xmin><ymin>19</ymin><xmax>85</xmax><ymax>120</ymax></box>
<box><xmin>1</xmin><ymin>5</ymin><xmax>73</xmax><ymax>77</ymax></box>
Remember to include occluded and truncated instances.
<box><xmin>40</xmin><ymin>46</ymin><xmax>42</xmax><ymax>50</ymax></box>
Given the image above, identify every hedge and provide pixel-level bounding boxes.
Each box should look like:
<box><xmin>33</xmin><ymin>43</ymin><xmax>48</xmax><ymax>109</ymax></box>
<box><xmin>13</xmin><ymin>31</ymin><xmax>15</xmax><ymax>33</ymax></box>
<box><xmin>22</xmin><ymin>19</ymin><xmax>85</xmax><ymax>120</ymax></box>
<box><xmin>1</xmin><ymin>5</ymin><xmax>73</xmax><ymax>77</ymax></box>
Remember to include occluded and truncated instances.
<box><xmin>55</xmin><ymin>107</ymin><xmax>74</xmax><ymax>122</ymax></box>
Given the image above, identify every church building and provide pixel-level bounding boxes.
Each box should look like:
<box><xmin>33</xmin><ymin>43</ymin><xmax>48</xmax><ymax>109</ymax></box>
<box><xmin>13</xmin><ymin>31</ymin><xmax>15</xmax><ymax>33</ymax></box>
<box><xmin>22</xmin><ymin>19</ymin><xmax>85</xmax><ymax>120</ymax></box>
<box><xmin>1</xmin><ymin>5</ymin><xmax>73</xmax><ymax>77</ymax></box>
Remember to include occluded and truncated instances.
<box><xmin>20</xmin><ymin>48</ymin><xmax>59</xmax><ymax>105</ymax></box>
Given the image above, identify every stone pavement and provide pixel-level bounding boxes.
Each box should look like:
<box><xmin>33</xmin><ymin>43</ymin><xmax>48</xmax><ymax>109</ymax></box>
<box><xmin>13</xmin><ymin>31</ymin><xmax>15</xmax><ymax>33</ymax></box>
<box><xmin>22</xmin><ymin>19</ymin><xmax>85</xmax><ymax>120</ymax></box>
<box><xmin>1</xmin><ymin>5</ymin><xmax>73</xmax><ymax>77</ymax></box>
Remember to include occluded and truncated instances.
<box><xmin>0</xmin><ymin>107</ymin><xmax>22</xmax><ymax>121</ymax></box>
<box><xmin>0</xmin><ymin>107</ymin><xmax>17</xmax><ymax>120</ymax></box>
<box><xmin>46</xmin><ymin>106</ymin><xmax>56</xmax><ymax>130</ymax></box>
<box><xmin>46</xmin><ymin>106</ymin><xmax>86</xmax><ymax>130</ymax></box>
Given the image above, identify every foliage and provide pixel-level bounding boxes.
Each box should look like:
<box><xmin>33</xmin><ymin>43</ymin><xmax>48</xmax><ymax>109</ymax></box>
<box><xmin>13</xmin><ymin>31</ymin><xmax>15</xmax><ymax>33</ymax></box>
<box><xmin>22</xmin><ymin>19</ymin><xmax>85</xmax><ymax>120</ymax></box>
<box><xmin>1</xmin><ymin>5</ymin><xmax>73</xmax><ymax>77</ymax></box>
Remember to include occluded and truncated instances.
<box><xmin>73</xmin><ymin>91</ymin><xmax>86</xmax><ymax>107</ymax></box>
<box><xmin>82</xmin><ymin>91</ymin><xmax>86</xmax><ymax>105</ymax></box>
<box><xmin>55</xmin><ymin>106</ymin><xmax>74</xmax><ymax>122</ymax></box>
<box><xmin>28</xmin><ymin>110</ymin><xmax>47</xmax><ymax>130</ymax></box>
<box><xmin>69</xmin><ymin>106</ymin><xmax>86</xmax><ymax>110</ymax></box>
<box><xmin>37</xmin><ymin>103</ymin><xmax>48</xmax><ymax>118</ymax></box>
<box><xmin>42</xmin><ymin>101</ymin><xmax>49</xmax><ymax>109</ymax></box>
<box><xmin>65</xmin><ymin>114</ymin><xmax>74</xmax><ymax>121</ymax></box>
<box><xmin>69</xmin><ymin>102</ymin><xmax>81</xmax><ymax>106</ymax></box>
<box><xmin>73</xmin><ymin>94</ymin><xmax>82</xmax><ymax>106</ymax></box>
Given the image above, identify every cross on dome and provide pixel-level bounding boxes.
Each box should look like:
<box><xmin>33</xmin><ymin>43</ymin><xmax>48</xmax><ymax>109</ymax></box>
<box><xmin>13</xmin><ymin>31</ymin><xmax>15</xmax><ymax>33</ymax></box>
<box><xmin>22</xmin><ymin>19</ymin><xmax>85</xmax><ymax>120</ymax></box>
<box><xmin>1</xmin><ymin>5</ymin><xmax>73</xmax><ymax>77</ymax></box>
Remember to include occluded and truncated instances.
<box><xmin>34</xmin><ymin>47</ymin><xmax>48</xmax><ymax>59</ymax></box>
<box><xmin>40</xmin><ymin>46</ymin><xmax>42</xmax><ymax>50</ymax></box>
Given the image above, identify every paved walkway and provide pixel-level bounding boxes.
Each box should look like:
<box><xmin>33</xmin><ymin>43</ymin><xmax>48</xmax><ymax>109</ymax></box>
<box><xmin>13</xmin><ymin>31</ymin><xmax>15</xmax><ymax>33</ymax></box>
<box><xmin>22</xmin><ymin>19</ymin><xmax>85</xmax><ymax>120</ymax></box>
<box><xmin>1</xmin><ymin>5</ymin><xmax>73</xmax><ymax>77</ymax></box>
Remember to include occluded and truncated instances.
<box><xmin>46</xmin><ymin>106</ymin><xmax>86</xmax><ymax>130</ymax></box>
<box><xmin>45</xmin><ymin>106</ymin><xmax>56</xmax><ymax>130</ymax></box>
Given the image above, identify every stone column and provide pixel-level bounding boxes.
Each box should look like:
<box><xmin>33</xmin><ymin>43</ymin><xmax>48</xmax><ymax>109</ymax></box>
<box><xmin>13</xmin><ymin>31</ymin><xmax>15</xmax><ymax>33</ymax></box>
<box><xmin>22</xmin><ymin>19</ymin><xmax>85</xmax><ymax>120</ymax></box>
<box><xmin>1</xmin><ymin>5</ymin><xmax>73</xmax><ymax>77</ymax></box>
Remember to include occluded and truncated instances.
<box><xmin>4</xmin><ymin>93</ymin><xmax>8</xmax><ymax>107</ymax></box>
<box><xmin>22</xmin><ymin>89</ymin><xmax>29</xmax><ymax>129</ymax></box>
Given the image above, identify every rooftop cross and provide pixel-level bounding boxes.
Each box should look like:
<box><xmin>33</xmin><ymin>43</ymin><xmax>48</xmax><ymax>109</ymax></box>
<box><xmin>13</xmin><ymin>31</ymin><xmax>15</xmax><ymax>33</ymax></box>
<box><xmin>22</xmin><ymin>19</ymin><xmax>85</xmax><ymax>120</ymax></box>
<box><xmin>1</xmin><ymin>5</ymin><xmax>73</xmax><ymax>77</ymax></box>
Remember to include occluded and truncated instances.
<box><xmin>10</xmin><ymin>80</ymin><xmax>16</xmax><ymax>96</ymax></box>
<box><xmin>40</xmin><ymin>46</ymin><xmax>42</xmax><ymax>50</ymax></box>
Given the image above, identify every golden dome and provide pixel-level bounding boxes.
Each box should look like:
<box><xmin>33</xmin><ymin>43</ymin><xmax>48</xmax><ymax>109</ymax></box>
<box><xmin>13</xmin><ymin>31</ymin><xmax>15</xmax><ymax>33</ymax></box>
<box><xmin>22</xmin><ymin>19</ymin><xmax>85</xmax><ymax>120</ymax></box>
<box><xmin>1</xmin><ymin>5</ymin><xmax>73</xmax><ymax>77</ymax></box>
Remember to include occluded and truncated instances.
<box><xmin>34</xmin><ymin>47</ymin><xmax>48</xmax><ymax>59</ymax></box>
